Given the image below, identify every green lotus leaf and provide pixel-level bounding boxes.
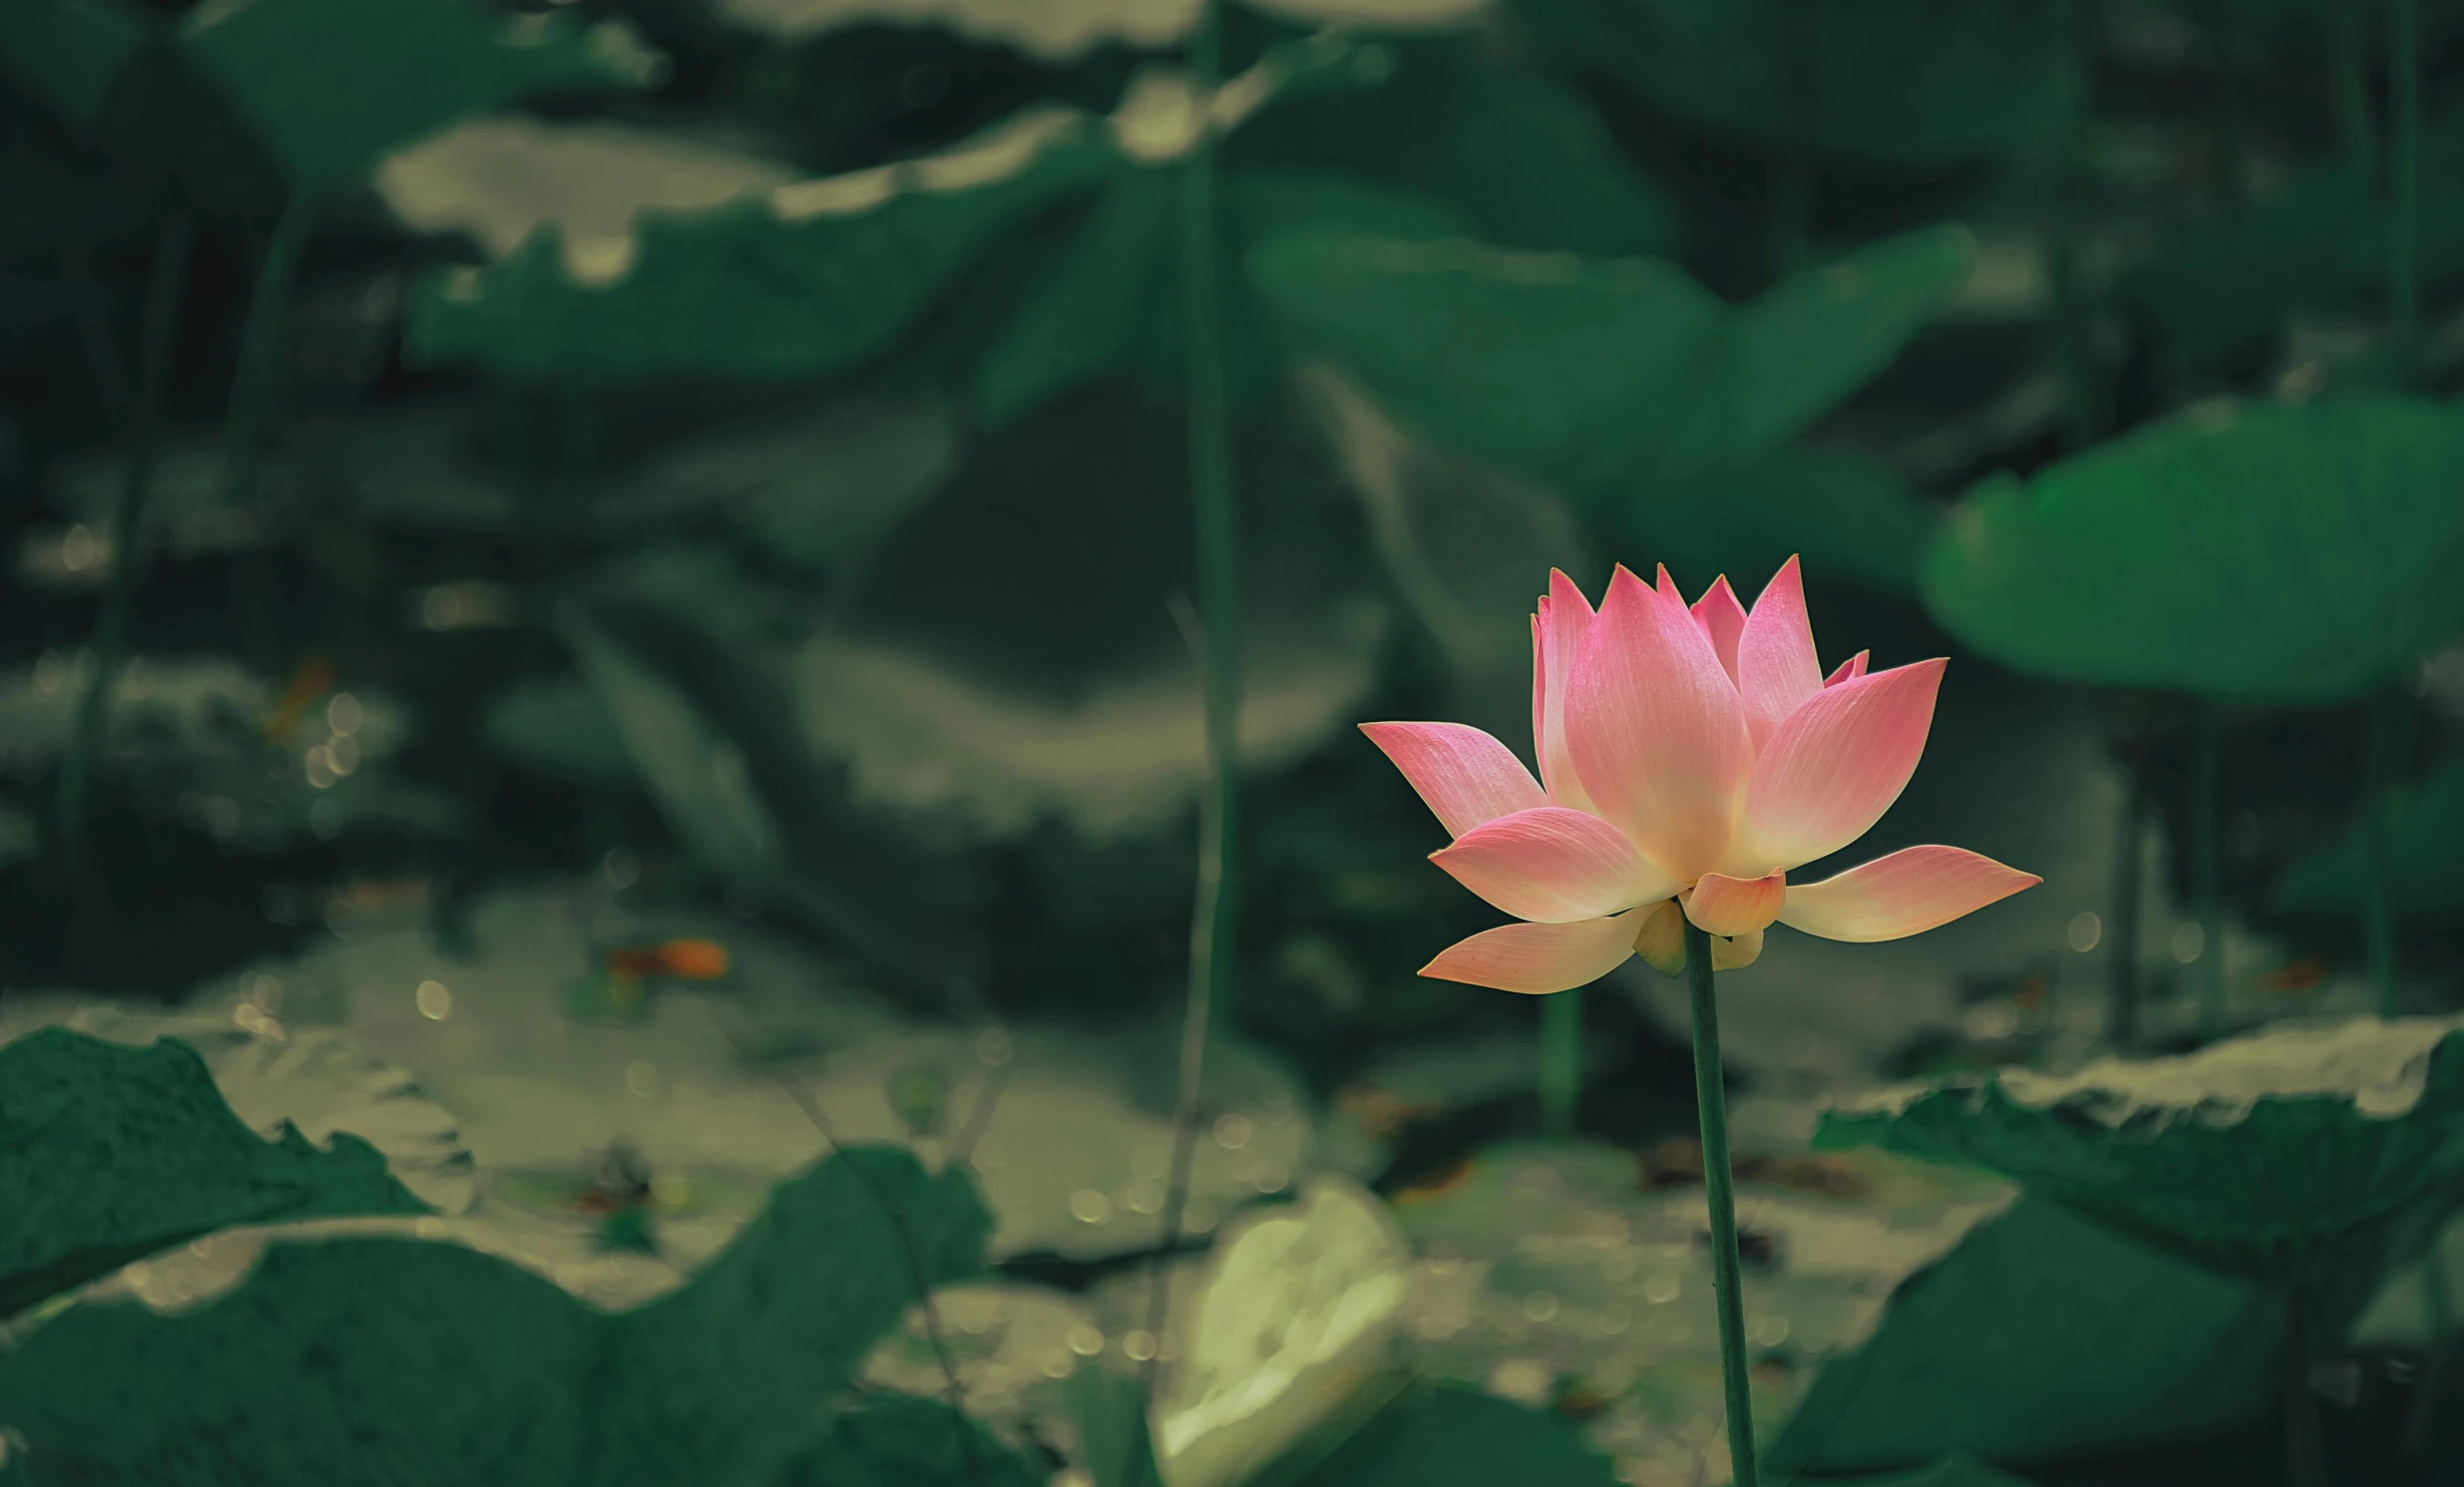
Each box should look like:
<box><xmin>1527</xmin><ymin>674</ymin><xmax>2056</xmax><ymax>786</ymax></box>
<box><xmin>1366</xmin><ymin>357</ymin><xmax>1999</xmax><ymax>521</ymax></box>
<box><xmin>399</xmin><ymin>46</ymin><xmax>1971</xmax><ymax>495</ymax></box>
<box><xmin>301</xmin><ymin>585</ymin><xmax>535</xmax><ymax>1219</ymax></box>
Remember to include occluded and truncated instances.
<box><xmin>479</xmin><ymin>674</ymin><xmax>635</xmax><ymax>788</ymax></box>
<box><xmin>1248</xmin><ymin>222</ymin><xmax>1971</xmax><ymax>503</ymax></box>
<box><xmin>1515</xmin><ymin>0</ymin><xmax>2079</xmax><ymax>170</ymax></box>
<box><xmin>772</xmin><ymin>1397</ymin><xmax>1044</xmax><ymax>1487</ymax></box>
<box><xmin>0</xmin><ymin>1147</ymin><xmax>993</xmax><ymax>1486</ymax></box>
<box><xmin>0</xmin><ymin>0</ymin><xmax>148</xmax><ymax>136</ymax></box>
<box><xmin>1814</xmin><ymin>1016</ymin><xmax>2464</xmax><ymax>1284</ymax></box>
<box><xmin>0</xmin><ymin>1028</ymin><xmax>427</xmax><ymax>1319</ymax></box>
<box><xmin>1922</xmin><ymin>396</ymin><xmax>2464</xmax><ymax>703</ymax></box>
<box><xmin>1632</xmin><ymin>448</ymin><xmax>1938</xmax><ymax>599</ymax></box>
<box><xmin>2274</xmin><ymin>754</ymin><xmax>2464</xmax><ymax>915</ymax></box>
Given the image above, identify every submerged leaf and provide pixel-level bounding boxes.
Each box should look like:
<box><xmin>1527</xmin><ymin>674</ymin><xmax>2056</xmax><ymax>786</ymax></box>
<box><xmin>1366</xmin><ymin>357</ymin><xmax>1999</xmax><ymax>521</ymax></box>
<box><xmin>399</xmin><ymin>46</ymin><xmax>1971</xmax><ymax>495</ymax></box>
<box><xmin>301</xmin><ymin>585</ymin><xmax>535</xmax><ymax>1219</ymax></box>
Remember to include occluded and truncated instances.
<box><xmin>1923</xmin><ymin>397</ymin><xmax>2464</xmax><ymax>703</ymax></box>
<box><xmin>1815</xmin><ymin>1016</ymin><xmax>2464</xmax><ymax>1282</ymax></box>
<box><xmin>0</xmin><ymin>1029</ymin><xmax>426</xmax><ymax>1318</ymax></box>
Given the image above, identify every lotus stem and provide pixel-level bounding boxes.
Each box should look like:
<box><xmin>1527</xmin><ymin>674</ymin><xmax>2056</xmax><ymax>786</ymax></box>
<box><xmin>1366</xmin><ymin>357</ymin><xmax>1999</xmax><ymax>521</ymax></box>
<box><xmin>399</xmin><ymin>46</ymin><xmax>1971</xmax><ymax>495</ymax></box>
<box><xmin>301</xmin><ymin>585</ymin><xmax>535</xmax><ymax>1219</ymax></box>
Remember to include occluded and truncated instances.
<box><xmin>2284</xmin><ymin>1285</ymin><xmax>2328</xmax><ymax>1487</ymax></box>
<box><xmin>217</xmin><ymin>190</ymin><xmax>319</xmax><ymax>660</ymax></box>
<box><xmin>2389</xmin><ymin>0</ymin><xmax>2420</xmax><ymax>373</ymax></box>
<box><xmin>54</xmin><ymin>213</ymin><xmax>194</xmax><ymax>986</ymax></box>
<box><xmin>2361</xmin><ymin>689</ymin><xmax>2404</xmax><ymax>1017</ymax></box>
<box><xmin>2332</xmin><ymin>0</ymin><xmax>2379</xmax><ymax>176</ymax></box>
<box><xmin>1540</xmin><ymin>987</ymin><xmax>1582</xmax><ymax>1139</ymax></box>
<box><xmin>2190</xmin><ymin>702</ymin><xmax>2225</xmax><ymax>1040</ymax></box>
<box><xmin>1684</xmin><ymin>919</ymin><xmax>1759</xmax><ymax>1487</ymax></box>
<box><xmin>2108</xmin><ymin>758</ymin><xmax>2145</xmax><ymax>1052</ymax></box>
<box><xmin>2400</xmin><ymin>1232</ymin><xmax>2456</xmax><ymax>1459</ymax></box>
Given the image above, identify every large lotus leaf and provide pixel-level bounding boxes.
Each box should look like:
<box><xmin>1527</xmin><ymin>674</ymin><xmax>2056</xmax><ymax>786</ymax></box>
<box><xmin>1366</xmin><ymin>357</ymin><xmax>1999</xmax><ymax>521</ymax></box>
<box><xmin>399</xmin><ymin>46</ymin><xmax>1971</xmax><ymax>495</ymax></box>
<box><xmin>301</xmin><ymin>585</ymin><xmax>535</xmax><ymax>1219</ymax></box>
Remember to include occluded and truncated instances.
<box><xmin>0</xmin><ymin>1148</ymin><xmax>991</xmax><ymax>1486</ymax></box>
<box><xmin>1248</xmin><ymin>223</ymin><xmax>1972</xmax><ymax>503</ymax></box>
<box><xmin>1765</xmin><ymin>1195</ymin><xmax>2298</xmax><ymax>1473</ymax></box>
<box><xmin>1922</xmin><ymin>396</ymin><xmax>2464</xmax><ymax>703</ymax></box>
<box><xmin>977</xmin><ymin>167</ymin><xmax>1467</xmax><ymax>426</ymax></box>
<box><xmin>771</xmin><ymin>1397</ymin><xmax>1044</xmax><ymax>1487</ymax></box>
<box><xmin>176</xmin><ymin>0</ymin><xmax>659</xmax><ymax>188</ymax></box>
<box><xmin>0</xmin><ymin>1028</ymin><xmax>426</xmax><ymax>1319</ymax></box>
<box><xmin>1221</xmin><ymin>41</ymin><xmax>1676</xmax><ymax>255</ymax></box>
<box><xmin>1288</xmin><ymin>1383</ymin><xmax>1617</xmax><ymax>1487</ymax></box>
<box><xmin>1515</xmin><ymin>0</ymin><xmax>2078</xmax><ymax>170</ymax></box>
<box><xmin>1814</xmin><ymin>1017</ymin><xmax>2464</xmax><ymax>1284</ymax></box>
<box><xmin>2274</xmin><ymin>754</ymin><xmax>2464</xmax><ymax>916</ymax></box>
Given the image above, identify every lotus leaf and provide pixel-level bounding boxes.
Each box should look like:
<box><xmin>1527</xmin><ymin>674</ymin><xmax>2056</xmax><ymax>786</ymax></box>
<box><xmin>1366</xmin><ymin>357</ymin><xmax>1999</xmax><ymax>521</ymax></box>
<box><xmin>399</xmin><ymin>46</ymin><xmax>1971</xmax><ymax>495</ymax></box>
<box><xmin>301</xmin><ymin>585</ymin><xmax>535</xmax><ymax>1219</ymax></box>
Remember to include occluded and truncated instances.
<box><xmin>0</xmin><ymin>1028</ymin><xmax>426</xmax><ymax>1318</ymax></box>
<box><xmin>2274</xmin><ymin>754</ymin><xmax>2464</xmax><ymax>915</ymax></box>
<box><xmin>1923</xmin><ymin>397</ymin><xmax>2464</xmax><ymax>703</ymax></box>
<box><xmin>1815</xmin><ymin>1016</ymin><xmax>2464</xmax><ymax>1283</ymax></box>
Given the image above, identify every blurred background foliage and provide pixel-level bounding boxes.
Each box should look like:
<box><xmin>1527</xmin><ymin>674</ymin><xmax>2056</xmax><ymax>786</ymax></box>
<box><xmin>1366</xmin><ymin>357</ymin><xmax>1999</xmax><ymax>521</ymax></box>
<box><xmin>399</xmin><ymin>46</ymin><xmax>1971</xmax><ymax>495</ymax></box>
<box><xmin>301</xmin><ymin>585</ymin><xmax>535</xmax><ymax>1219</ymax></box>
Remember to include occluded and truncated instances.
<box><xmin>4</xmin><ymin>0</ymin><xmax>2464</xmax><ymax>1484</ymax></box>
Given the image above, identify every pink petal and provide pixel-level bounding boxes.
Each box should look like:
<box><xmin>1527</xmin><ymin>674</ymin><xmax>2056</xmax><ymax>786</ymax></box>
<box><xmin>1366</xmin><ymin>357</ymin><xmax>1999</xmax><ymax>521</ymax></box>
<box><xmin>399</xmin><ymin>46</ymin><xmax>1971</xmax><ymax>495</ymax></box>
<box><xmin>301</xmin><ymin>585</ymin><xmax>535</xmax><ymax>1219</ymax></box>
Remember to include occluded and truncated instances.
<box><xmin>1361</xmin><ymin>722</ymin><xmax>1547</xmax><ymax>839</ymax></box>
<box><xmin>1723</xmin><ymin>659</ymin><xmax>1946</xmax><ymax>875</ymax></box>
<box><xmin>1778</xmin><ymin>845</ymin><xmax>2040</xmax><ymax>941</ymax></box>
<box><xmin>1432</xmin><ymin>806</ymin><xmax>1679</xmax><ymax>924</ymax></box>
<box><xmin>1737</xmin><ymin>556</ymin><xmax>1825</xmax><ymax>750</ymax></box>
<box><xmin>1689</xmin><ymin>576</ymin><xmax>1748</xmax><ymax>688</ymax></box>
<box><xmin>1655</xmin><ymin>563</ymin><xmax>1683</xmax><ymax>604</ymax></box>
<box><xmin>1532</xmin><ymin>570</ymin><xmax>1596</xmax><ymax>810</ymax></box>
<box><xmin>1684</xmin><ymin>870</ymin><xmax>1788</xmax><ymax>935</ymax></box>
<box><xmin>1825</xmin><ymin>650</ymin><xmax>1870</xmax><ymax>687</ymax></box>
<box><xmin>1419</xmin><ymin>908</ymin><xmax>1645</xmax><ymax>995</ymax></box>
<box><xmin>1566</xmin><ymin>566</ymin><xmax>1752</xmax><ymax>882</ymax></box>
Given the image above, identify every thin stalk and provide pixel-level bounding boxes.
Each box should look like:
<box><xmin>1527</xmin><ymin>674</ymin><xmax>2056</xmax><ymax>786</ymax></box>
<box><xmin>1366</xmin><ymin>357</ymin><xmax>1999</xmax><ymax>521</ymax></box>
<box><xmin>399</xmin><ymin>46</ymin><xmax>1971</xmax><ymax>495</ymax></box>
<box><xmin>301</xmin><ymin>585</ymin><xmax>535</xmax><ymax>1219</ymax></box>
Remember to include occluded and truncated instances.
<box><xmin>2108</xmin><ymin>761</ymin><xmax>2146</xmax><ymax>1052</ymax></box>
<box><xmin>2284</xmin><ymin>1286</ymin><xmax>2327</xmax><ymax>1487</ymax></box>
<box><xmin>2332</xmin><ymin>0</ymin><xmax>2379</xmax><ymax>177</ymax></box>
<box><xmin>2362</xmin><ymin>689</ymin><xmax>2404</xmax><ymax>1016</ymax></box>
<box><xmin>1539</xmin><ymin>987</ymin><xmax>1583</xmax><ymax>1139</ymax></box>
<box><xmin>1181</xmin><ymin>0</ymin><xmax>1240</xmax><ymax>1035</ymax></box>
<box><xmin>1684</xmin><ymin>920</ymin><xmax>1759</xmax><ymax>1487</ymax></box>
<box><xmin>2400</xmin><ymin>1236</ymin><xmax>2456</xmax><ymax>1459</ymax></box>
<box><xmin>2389</xmin><ymin>0</ymin><xmax>2420</xmax><ymax>376</ymax></box>
<box><xmin>54</xmin><ymin>214</ymin><xmax>194</xmax><ymax>983</ymax></box>
<box><xmin>2190</xmin><ymin>703</ymin><xmax>2226</xmax><ymax>1040</ymax></box>
<box><xmin>1147</xmin><ymin>592</ymin><xmax>1225</xmax><ymax>1390</ymax></box>
<box><xmin>217</xmin><ymin>191</ymin><xmax>319</xmax><ymax>662</ymax></box>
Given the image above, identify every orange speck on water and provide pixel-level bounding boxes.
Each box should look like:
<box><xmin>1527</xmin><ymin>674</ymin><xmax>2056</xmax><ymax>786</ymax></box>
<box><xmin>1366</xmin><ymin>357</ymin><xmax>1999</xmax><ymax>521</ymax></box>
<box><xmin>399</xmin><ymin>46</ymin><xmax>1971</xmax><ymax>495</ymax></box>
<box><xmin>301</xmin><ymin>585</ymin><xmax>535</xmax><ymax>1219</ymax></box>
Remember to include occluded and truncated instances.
<box><xmin>606</xmin><ymin>938</ymin><xmax>731</xmax><ymax>980</ymax></box>
<box><xmin>264</xmin><ymin>651</ymin><xmax>336</xmax><ymax>744</ymax></box>
<box><xmin>2256</xmin><ymin>956</ymin><xmax>2328</xmax><ymax>994</ymax></box>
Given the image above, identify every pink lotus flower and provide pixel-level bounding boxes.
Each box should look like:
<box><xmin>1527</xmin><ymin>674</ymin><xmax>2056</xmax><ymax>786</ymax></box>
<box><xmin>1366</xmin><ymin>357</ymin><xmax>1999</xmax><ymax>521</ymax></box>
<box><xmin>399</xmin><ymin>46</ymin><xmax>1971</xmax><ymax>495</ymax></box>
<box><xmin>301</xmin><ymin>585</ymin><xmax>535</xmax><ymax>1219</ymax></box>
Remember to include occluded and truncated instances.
<box><xmin>1363</xmin><ymin>558</ymin><xmax>2040</xmax><ymax>993</ymax></box>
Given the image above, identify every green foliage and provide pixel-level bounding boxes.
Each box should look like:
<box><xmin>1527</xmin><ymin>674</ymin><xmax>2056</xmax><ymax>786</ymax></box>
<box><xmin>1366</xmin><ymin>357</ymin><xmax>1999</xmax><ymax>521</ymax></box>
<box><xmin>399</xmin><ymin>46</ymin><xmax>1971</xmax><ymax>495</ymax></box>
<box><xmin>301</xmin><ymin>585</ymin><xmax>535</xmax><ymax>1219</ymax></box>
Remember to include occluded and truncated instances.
<box><xmin>1514</xmin><ymin>0</ymin><xmax>2079</xmax><ymax>169</ymax></box>
<box><xmin>0</xmin><ymin>1147</ymin><xmax>994</xmax><ymax>1486</ymax></box>
<box><xmin>1815</xmin><ymin>1457</ymin><xmax>2041</xmax><ymax>1487</ymax></box>
<box><xmin>1923</xmin><ymin>397</ymin><xmax>2464</xmax><ymax>703</ymax></box>
<box><xmin>0</xmin><ymin>1028</ymin><xmax>427</xmax><ymax>1319</ymax></box>
<box><xmin>1768</xmin><ymin>1196</ymin><xmax>2293</xmax><ymax>1474</ymax></box>
<box><xmin>1249</xmin><ymin>221</ymin><xmax>1969</xmax><ymax>541</ymax></box>
<box><xmin>2275</xmin><ymin>755</ymin><xmax>2464</xmax><ymax>915</ymax></box>
<box><xmin>1634</xmin><ymin>449</ymin><xmax>1936</xmax><ymax>597</ymax></box>
<box><xmin>0</xmin><ymin>0</ymin><xmax>147</xmax><ymax>135</ymax></box>
<box><xmin>1289</xmin><ymin>1383</ymin><xmax>1618</xmax><ymax>1486</ymax></box>
<box><xmin>1814</xmin><ymin>1018</ymin><xmax>2464</xmax><ymax>1284</ymax></box>
<box><xmin>772</xmin><ymin>1398</ymin><xmax>1045</xmax><ymax>1487</ymax></box>
<box><xmin>1065</xmin><ymin>1367</ymin><xmax>1168</xmax><ymax>1487</ymax></box>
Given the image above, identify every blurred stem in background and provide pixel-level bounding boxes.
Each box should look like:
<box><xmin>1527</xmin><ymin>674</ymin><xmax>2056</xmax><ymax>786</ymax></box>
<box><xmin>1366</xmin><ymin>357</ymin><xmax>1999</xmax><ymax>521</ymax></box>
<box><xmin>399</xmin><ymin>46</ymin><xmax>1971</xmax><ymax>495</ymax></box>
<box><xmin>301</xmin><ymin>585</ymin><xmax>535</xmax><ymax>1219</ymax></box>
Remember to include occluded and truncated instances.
<box><xmin>55</xmin><ymin>214</ymin><xmax>195</xmax><ymax>986</ymax></box>
<box><xmin>2362</xmin><ymin>687</ymin><xmax>2406</xmax><ymax>1015</ymax></box>
<box><xmin>2190</xmin><ymin>703</ymin><xmax>2226</xmax><ymax>1039</ymax></box>
<box><xmin>2283</xmin><ymin>1285</ymin><xmax>2327</xmax><ymax>1487</ymax></box>
<box><xmin>2108</xmin><ymin>754</ymin><xmax>2145</xmax><ymax>1052</ymax></box>
<box><xmin>1539</xmin><ymin>989</ymin><xmax>1581</xmax><ymax>1138</ymax></box>
<box><xmin>218</xmin><ymin>190</ymin><xmax>320</xmax><ymax>660</ymax></box>
<box><xmin>1150</xmin><ymin>0</ymin><xmax>1238</xmax><ymax>1396</ymax></box>
<box><xmin>2389</xmin><ymin>0</ymin><xmax>2421</xmax><ymax>373</ymax></box>
<box><xmin>2333</xmin><ymin>0</ymin><xmax>2380</xmax><ymax>175</ymax></box>
<box><xmin>1683</xmin><ymin>921</ymin><xmax>1759</xmax><ymax>1487</ymax></box>
<box><xmin>2401</xmin><ymin>1226</ymin><xmax>2457</xmax><ymax>1458</ymax></box>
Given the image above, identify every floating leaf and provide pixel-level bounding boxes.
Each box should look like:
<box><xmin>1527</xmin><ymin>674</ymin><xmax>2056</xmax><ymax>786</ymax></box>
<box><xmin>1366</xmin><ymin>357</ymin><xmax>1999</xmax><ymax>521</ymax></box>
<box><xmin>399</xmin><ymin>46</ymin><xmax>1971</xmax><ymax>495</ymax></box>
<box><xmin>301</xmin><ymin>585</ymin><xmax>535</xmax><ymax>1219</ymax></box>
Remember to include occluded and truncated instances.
<box><xmin>0</xmin><ymin>1148</ymin><xmax>990</xmax><ymax>1486</ymax></box>
<box><xmin>1249</xmin><ymin>223</ymin><xmax>1973</xmax><ymax>502</ymax></box>
<box><xmin>1290</xmin><ymin>1383</ymin><xmax>1617</xmax><ymax>1487</ymax></box>
<box><xmin>1766</xmin><ymin>1195</ymin><xmax>2300</xmax><ymax>1474</ymax></box>
<box><xmin>1922</xmin><ymin>396</ymin><xmax>2464</xmax><ymax>703</ymax></box>
<box><xmin>1516</xmin><ymin>0</ymin><xmax>2078</xmax><ymax>170</ymax></box>
<box><xmin>1152</xmin><ymin>1177</ymin><xmax>1413</xmax><ymax>1487</ymax></box>
<box><xmin>2274</xmin><ymin>755</ymin><xmax>2464</xmax><ymax>916</ymax></box>
<box><xmin>0</xmin><ymin>1028</ymin><xmax>426</xmax><ymax>1319</ymax></box>
<box><xmin>1814</xmin><ymin>1016</ymin><xmax>2464</xmax><ymax>1284</ymax></box>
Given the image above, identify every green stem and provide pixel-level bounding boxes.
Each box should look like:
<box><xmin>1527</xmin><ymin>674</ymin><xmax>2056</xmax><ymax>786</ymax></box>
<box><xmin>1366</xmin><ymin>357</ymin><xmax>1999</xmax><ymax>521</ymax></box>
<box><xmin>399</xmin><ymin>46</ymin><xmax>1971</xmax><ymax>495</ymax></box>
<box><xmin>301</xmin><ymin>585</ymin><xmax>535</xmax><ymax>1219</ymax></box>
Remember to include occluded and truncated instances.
<box><xmin>54</xmin><ymin>214</ymin><xmax>194</xmax><ymax>984</ymax></box>
<box><xmin>216</xmin><ymin>190</ymin><xmax>318</xmax><ymax>510</ymax></box>
<box><xmin>2401</xmin><ymin>1231</ymin><xmax>2456</xmax><ymax>1459</ymax></box>
<box><xmin>2332</xmin><ymin>0</ymin><xmax>2380</xmax><ymax>177</ymax></box>
<box><xmin>2362</xmin><ymin>689</ymin><xmax>2404</xmax><ymax>1017</ymax></box>
<box><xmin>1540</xmin><ymin>987</ymin><xmax>1583</xmax><ymax>1139</ymax></box>
<box><xmin>1182</xmin><ymin>0</ymin><xmax>1239</xmax><ymax>1030</ymax></box>
<box><xmin>2191</xmin><ymin>702</ymin><xmax>2226</xmax><ymax>1040</ymax></box>
<box><xmin>1684</xmin><ymin>920</ymin><xmax>1759</xmax><ymax>1487</ymax></box>
<box><xmin>2284</xmin><ymin>1286</ymin><xmax>2328</xmax><ymax>1487</ymax></box>
<box><xmin>2109</xmin><ymin>760</ymin><xmax>2145</xmax><ymax>1052</ymax></box>
<box><xmin>2389</xmin><ymin>0</ymin><xmax>2420</xmax><ymax>375</ymax></box>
